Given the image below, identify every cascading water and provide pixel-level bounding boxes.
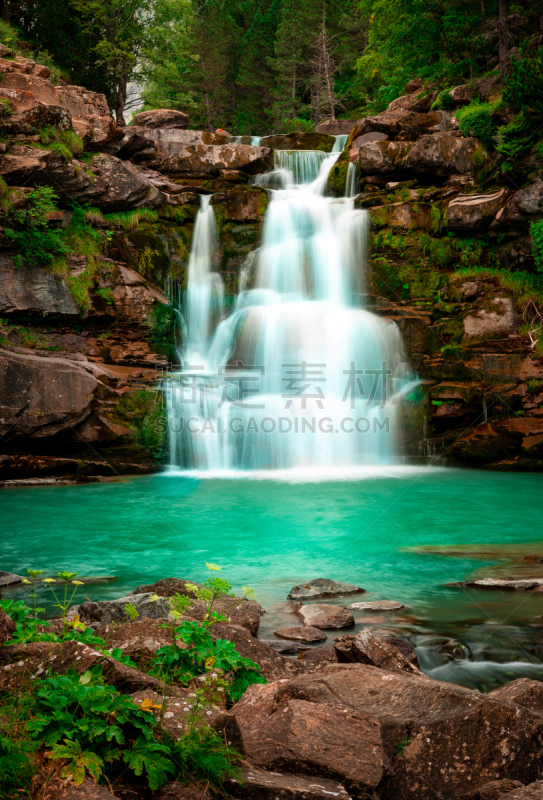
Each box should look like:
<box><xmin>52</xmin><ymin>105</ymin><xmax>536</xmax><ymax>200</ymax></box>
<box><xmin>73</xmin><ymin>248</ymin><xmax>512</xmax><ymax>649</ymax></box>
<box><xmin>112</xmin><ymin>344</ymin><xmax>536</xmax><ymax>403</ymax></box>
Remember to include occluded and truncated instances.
<box><xmin>166</xmin><ymin>136</ymin><xmax>415</xmax><ymax>472</ymax></box>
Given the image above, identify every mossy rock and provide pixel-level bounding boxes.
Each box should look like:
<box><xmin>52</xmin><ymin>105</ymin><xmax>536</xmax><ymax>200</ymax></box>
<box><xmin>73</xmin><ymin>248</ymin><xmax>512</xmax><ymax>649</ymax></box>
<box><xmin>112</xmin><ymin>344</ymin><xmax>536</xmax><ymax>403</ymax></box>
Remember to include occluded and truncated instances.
<box><xmin>259</xmin><ymin>132</ymin><xmax>335</xmax><ymax>152</ymax></box>
<box><xmin>327</xmin><ymin>148</ymin><xmax>350</xmax><ymax>197</ymax></box>
<box><xmin>211</xmin><ymin>186</ymin><xmax>268</xmax><ymax>224</ymax></box>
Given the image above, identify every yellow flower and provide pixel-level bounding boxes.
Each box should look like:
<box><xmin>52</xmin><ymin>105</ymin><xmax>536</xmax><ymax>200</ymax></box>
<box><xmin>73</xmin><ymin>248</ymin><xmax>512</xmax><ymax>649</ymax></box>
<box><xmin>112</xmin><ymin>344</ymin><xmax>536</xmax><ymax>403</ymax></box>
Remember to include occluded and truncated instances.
<box><xmin>27</xmin><ymin>569</ymin><xmax>44</xmax><ymax>578</ymax></box>
<box><xmin>206</xmin><ymin>563</ymin><xmax>221</xmax><ymax>572</ymax></box>
<box><xmin>140</xmin><ymin>697</ymin><xmax>162</xmax><ymax>711</ymax></box>
<box><xmin>72</xmin><ymin>580</ymin><xmax>84</xmax><ymax>586</ymax></box>
<box><xmin>21</xmin><ymin>579</ymin><xmax>31</xmax><ymax>585</ymax></box>
<box><xmin>42</xmin><ymin>578</ymin><xmax>56</xmax><ymax>584</ymax></box>
<box><xmin>149</xmin><ymin>594</ymin><xmax>160</xmax><ymax>603</ymax></box>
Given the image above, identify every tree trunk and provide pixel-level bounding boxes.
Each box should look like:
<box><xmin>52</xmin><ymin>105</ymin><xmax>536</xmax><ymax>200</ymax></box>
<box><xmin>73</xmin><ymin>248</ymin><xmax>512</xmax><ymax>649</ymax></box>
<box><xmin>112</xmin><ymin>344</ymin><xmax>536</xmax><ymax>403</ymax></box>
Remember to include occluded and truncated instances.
<box><xmin>115</xmin><ymin>75</ymin><xmax>128</xmax><ymax>126</ymax></box>
<box><xmin>498</xmin><ymin>0</ymin><xmax>508</xmax><ymax>76</ymax></box>
<box><xmin>292</xmin><ymin>65</ymin><xmax>296</xmax><ymax>118</ymax></box>
<box><xmin>2</xmin><ymin>0</ymin><xmax>11</xmax><ymax>22</ymax></box>
<box><xmin>200</xmin><ymin>53</ymin><xmax>215</xmax><ymax>132</ymax></box>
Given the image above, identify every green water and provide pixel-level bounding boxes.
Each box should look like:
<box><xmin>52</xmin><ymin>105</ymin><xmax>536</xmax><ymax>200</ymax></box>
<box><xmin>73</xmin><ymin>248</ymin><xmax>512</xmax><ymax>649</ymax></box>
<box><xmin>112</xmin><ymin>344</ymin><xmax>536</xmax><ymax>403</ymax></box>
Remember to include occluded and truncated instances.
<box><xmin>2</xmin><ymin>466</ymin><xmax>543</xmax><ymax>689</ymax></box>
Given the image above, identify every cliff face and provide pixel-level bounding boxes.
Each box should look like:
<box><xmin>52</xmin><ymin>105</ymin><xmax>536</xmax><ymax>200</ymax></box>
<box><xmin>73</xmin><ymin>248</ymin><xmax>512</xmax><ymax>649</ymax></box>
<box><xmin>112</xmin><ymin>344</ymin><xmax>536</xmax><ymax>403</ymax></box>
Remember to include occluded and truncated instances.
<box><xmin>1</xmin><ymin>50</ymin><xmax>542</xmax><ymax>478</ymax></box>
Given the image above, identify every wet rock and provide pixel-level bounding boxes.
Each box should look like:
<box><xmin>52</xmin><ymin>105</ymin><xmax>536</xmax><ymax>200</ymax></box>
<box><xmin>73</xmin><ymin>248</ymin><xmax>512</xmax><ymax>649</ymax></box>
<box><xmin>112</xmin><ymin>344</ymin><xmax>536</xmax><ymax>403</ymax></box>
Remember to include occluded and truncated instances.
<box><xmin>499</xmin><ymin>784</ymin><xmax>543</xmax><ymax>800</ymax></box>
<box><xmin>448</xmin><ymin>578</ymin><xmax>543</xmax><ymax>591</ymax></box>
<box><xmin>0</xmin><ymin>570</ymin><xmax>25</xmax><ymax>587</ymax></box>
<box><xmin>295</xmin><ymin>604</ymin><xmax>354</xmax><ymax>630</ymax></box>
<box><xmin>464</xmin><ymin>297</ymin><xmax>518</xmax><ymax>338</ymax></box>
<box><xmin>274</xmin><ymin>626</ymin><xmax>327</xmax><ymax>643</ymax></box>
<box><xmin>381</xmin><ymin>636</ymin><xmax>418</xmax><ymax>665</ymax></box>
<box><xmin>334</xmin><ymin>629</ymin><xmax>422</xmax><ymax>675</ymax></box>
<box><xmin>211</xmin><ymin>185</ymin><xmax>268</xmax><ymax>222</ymax></box>
<box><xmin>212</xmin><ymin>623</ymin><xmax>305</xmax><ymax>681</ymax></box>
<box><xmin>0</xmin><ymin>255</ymin><xmax>79</xmax><ymax>317</ymax></box>
<box><xmin>287</xmin><ymin>578</ymin><xmax>365</xmax><ymax>601</ymax></box>
<box><xmin>448</xmin><ymin>190</ymin><xmax>507</xmax><ymax>230</ymax></box>
<box><xmin>132</xmin><ymin>108</ymin><xmax>189</xmax><ymax>129</ymax></box>
<box><xmin>462</xmin><ymin>780</ymin><xmax>526</xmax><ymax>800</ymax></box>
<box><xmin>227</xmin><ymin>765</ymin><xmax>352</xmax><ymax>800</ymax></box>
<box><xmin>0</xmin><ymin>640</ymin><xmax>165</xmax><ymax>693</ymax></box>
<box><xmin>226</xmin><ymin>695</ymin><xmax>385</xmax><ymax>797</ymax></box>
<box><xmin>350</xmin><ymin>600</ymin><xmax>403</xmax><ymax>612</ymax></box>
<box><xmin>0</xmin><ymin>349</ymin><xmax>99</xmax><ymax>442</ymax></box>
<box><xmin>489</xmin><ymin>678</ymin><xmax>543</xmax><ymax>713</ymax></box>
<box><xmin>259</xmin><ymin>132</ymin><xmax>335</xmax><ymax>152</ymax></box>
<box><xmin>0</xmin><ymin>610</ymin><xmax>16</xmax><ymax>644</ymax></box>
<box><xmin>449</xmin><ymin>422</ymin><xmax>519</xmax><ymax>466</ymax></box>
<box><xmin>297</xmin><ymin>645</ymin><xmax>338</xmax><ymax>665</ymax></box>
<box><xmin>261</xmin><ymin>639</ymin><xmax>311</xmax><ymax>654</ymax></box>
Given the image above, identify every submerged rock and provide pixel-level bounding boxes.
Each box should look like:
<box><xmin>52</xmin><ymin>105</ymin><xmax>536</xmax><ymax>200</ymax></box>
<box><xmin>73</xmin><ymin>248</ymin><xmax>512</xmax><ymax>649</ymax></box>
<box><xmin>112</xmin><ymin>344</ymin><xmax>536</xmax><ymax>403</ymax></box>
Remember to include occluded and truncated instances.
<box><xmin>274</xmin><ymin>626</ymin><xmax>327</xmax><ymax>643</ymax></box>
<box><xmin>448</xmin><ymin>577</ymin><xmax>543</xmax><ymax>591</ymax></box>
<box><xmin>287</xmin><ymin>578</ymin><xmax>365</xmax><ymax>601</ymax></box>
<box><xmin>350</xmin><ymin>600</ymin><xmax>404</xmax><ymax>611</ymax></box>
<box><xmin>260</xmin><ymin>639</ymin><xmax>311</xmax><ymax>654</ymax></box>
<box><xmin>295</xmin><ymin>604</ymin><xmax>355</xmax><ymax>630</ymax></box>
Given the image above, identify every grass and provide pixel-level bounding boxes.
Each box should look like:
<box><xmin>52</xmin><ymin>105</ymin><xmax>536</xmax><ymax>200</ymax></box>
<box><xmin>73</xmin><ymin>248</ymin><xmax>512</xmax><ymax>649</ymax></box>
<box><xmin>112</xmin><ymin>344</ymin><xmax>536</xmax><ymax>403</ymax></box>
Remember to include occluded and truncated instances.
<box><xmin>102</xmin><ymin>209</ymin><xmax>159</xmax><ymax>231</ymax></box>
<box><xmin>452</xmin><ymin>266</ymin><xmax>543</xmax><ymax>308</ymax></box>
<box><xmin>39</xmin><ymin>128</ymin><xmax>84</xmax><ymax>159</ymax></box>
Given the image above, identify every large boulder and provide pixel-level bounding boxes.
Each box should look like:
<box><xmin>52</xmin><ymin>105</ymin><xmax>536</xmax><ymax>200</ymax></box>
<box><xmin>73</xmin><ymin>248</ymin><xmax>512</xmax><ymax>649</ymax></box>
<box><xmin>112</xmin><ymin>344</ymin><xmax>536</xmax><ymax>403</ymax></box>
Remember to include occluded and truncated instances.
<box><xmin>358</xmin><ymin>139</ymin><xmax>412</xmax><ymax>175</ymax></box>
<box><xmin>463</xmin><ymin>297</ymin><xmax>518</xmax><ymax>338</ymax></box>
<box><xmin>77</xmin><ymin>153</ymin><xmax>162</xmax><ymax>210</ymax></box>
<box><xmin>315</xmin><ymin>119</ymin><xmax>358</xmax><ymax>135</ymax></box>
<box><xmin>0</xmin><ymin>255</ymin><xmax>79</xmax><ymax>317</ymax></box>
<box><xmin>287</xmin><ymin>578</ymin><xmax>365</xmax><ymax>601</ymax></box>
<box><xmin>224</xmin><ymin>694</ymin><xmax>386</xmax><ymax>797</ymax></box>
<box><xmin>132</xmin><ymin>108</ymin><xmax>189</xmax><ymax>129</ymax></box>
<box><xmin>259</xmin><ymin>132</ymin><xmax>335</xmax><ymax>152</ymax></box>
<box><xmin>463</xmin><ymin>781</ymin><xmax>526</xmax><ymax>800</ymax></box>
<box><xmin>448</xmin><ymin>189</ymin><xmax>507</xmax><ymax>230</ymax></box>
<box><xmin>267</xmin><ymin>664</ymin><xmax>543</xmax><ymax>799</ymax></box>
<box><xmin>355</xmin><ymin>109</ymin><xmax>446</xmax><ymax>140</ymax></box>
<box><xmin>0</xmin><ymin>349</ymin><xmax>97</xmax><ymax>441</ymax></box>
<box><xmin>274</xmin><ymin>626</ymin><xmax>327</xmax><ymax>643</ymax></box>
<box><xmin>489</xmin><ymin>678</ymin><xmax>543</xmax><ymax>714</ymax></box>
<box><xmin>76</xmin><ymin>592</ymin><xmax>172</xmax><ymax>625</ymax></box>
<box><xmin>492</xmin><ymin>179</ymin><xmax>543</xmax><ymax>231</ymax></box>
<box><xmin>402</xmin><ymin>133</ymin><xmax>482</xmax><ymax>176</ymax></box>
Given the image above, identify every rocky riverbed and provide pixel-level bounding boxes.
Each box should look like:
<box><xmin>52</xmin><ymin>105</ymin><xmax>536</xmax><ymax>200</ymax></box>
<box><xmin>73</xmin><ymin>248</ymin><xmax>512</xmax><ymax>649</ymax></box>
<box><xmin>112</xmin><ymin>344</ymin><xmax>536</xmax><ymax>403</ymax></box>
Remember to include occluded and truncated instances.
<box><xmin>3</xmin><ymin>572</ymin><xmax>543</xmax><ymax>800</ymax></box>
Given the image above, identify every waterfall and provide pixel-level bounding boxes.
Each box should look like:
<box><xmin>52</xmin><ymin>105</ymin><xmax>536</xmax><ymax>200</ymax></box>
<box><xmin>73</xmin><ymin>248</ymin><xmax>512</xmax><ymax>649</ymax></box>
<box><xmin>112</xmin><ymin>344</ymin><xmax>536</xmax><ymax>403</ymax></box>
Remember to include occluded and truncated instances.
<box><xmin>251</xmin><ymin>136</ymin><xmax>262</xmax><ymax>146</ymax></box>
<box><xmin>166</xmin><ymin>138</ymin><xmax>414</xmax><ymax>473</ymax></box>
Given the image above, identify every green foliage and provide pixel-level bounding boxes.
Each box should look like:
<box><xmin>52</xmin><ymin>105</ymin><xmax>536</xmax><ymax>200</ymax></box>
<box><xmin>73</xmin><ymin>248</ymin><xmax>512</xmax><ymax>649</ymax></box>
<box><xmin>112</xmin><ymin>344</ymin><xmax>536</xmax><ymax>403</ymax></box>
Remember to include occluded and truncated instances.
<box><xmin>4</xmin><ymin>187</ymin><xmax>70</xmax><ymax>267</ymax></box>
<box><xmin>103</xmin><ymin>209</ymin><xmax>159</xmax><ymax>230</ymax></box>
<box><xmin>496</xmin><ymin>111</ymin><xmax>532</xmax><ymax>160</ymax></box>
<box><xmin>530</xmin><ymin>220</ymin><xmax>543</xmax><ymax>274</ymax></box>
<box><xmin>0</xmin><ymin>97</ymin><xmax>13</xmax><ymax>116</ymax></box>
<box><xmin>170</xmin><ymin>727</ymin><xmax>243</xmax><ymax>788</ymax></box>
<box><xmin>39</xmin><ymin>127</ymin><xmax>84</xmax><ymax>158</ymax></box>
<box><xmin>431</xmin><ymin>88</ymin><xmax>455</xmax><ymax>111</ymax></box>
<box><xmin>504</xmin><ymin>46</ymin><xmax>543</xmax><ymax>116</ymax></box>
<box><xmin>456</xmin><ymin>101</ymin><xmax>499</xmax><ymax>150</ymax></box>
<box><xmin>28</xmin><ymin>668</ymin><xmax>174</xmax><ymax>789</ymax></box>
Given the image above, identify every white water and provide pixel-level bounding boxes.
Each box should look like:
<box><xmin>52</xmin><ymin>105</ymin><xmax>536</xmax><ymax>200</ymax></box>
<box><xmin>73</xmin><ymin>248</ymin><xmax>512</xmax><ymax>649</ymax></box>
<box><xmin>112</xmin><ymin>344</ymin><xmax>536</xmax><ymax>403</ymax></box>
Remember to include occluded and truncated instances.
<box><xmin>166</xmin><ymin>136</ymin><xmax>414</xmax><ymax>471</ymax></box>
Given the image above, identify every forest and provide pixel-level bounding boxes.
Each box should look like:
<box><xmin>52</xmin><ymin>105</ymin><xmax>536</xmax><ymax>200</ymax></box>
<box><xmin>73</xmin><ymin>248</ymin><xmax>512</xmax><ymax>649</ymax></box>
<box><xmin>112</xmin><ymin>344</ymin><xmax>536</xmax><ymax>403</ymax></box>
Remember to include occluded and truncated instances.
<box><xmin>1</xmin><ymin>0</ymin><xmax>542</xmax><ymax>134</ymax></box>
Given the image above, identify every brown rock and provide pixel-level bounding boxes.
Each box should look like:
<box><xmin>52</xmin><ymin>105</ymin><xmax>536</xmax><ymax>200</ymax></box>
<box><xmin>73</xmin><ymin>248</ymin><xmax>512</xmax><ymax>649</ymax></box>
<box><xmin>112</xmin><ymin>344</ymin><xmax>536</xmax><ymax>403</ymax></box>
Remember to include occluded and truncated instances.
<box><xmin>297</xmin><ymin>644</ymin><xmax>338</xmax><ymax>665</ymax></box>
<box><xmin>287</xmin><ymin>578</ymin><xmax>365</xmax><ymax>601</ymax></box>
<box><xmin>448</xmin><ymin>190</ymin><xmax>507</xmax><ymax>230</ymax></box>
<box><xmin>132</xmin><ymin>108</ymin><xmax>189</xmax><ymax>129</ymax></box>
<box><xmin>449</xmin><ymin>84</ymin><xmax>472</xmax><ymax>106</ymax></box>
<box><xmin>404</xmin><ymin>78</ymin><xmax>424</xmax><ymax>94</ymax></box>
<box><xmin>356</xmin><ymin>109</ymin><xmax>441</xmax><ymax>140</ymax></box>
<box><xmin>0</xmin><ymin>640</ymin><xmax>165</xmax><ymax>693</ymax></box>
<box><xmin>0</xmin><ymin>349</ymin><xmax>99</xmax><ymax>442</ymax></box>
<box><xmin>334</xmin><ymin>629</ymin><xmax>422</xmax><ymax>675</ymax></box>
<box><xmin>462</xmin><ymin>780</ymin><xmax>525</xmax><ymax>800</ymax></box>
<box><xmin>156</xmin><ymin>786</ymin><xmax>215</xmax><ymax>800</ymax></box>
<box><xmin>211</xmin><ymin>185</ymin><xmax>268</xmax><ymax>222</ymax></box>
<box><xmin>315</xmin><ymin>119</ymin><xmax>358</xmax><ymax>136</ymax></box>
<box><xmin>227</xmin><ymin>765</ymin><xmax>352</xmax><ymax>800</ymax></box>
<box><xmin>388</xmin><ymin>93</ymin><xmax>432</xmax><ymax>113</ymax></box>
<box><xmin>295</xmin><ymin>604</ymin><xmax>354</xmax><ymax>630</ymax></box>
<box><xmin>402</xmin><ymin>133</ymin><xmax>482</xmax><ymax>176</ymax></box>
<box><xmin>499</xmin><ymin>784</ymin><xmax>543</xmax><ymax>800</ymax></box>
<box><xmin>489</xmin><ymin>678</ymin><xmax>543</xmax><ymax>713</ymax></box>
<box><xmin>259</xmin><ymin>132</ymin><xmax>335</xmax><ymax>152</ymax></box>
<box><xmin>212</xmin><ymin>623</ymin><xmax>303</xmax><ymax>681</ymax></box>
<box><xmin>0</xmin><ymin>255</ymin><xmax>80</xmax><ymax>317</ymax></box>
<box><xmin>131</xmin><ymin>686</ymin><xmax>222</xmax><ymax>738</ymax></box>
<box><xmin>358</xmin><ymin>139</ymin><xmax>412</xmax><ymax>175</ymax></box>
<box><xmin>449</xmin><ymin>422</ymin><xmax>518</xmax><ymax>466</ymax></box>
<box><xmin>381</xmin><ymin>636</ymin><xmax>418</xmax><ymax>665</ymax></box>
<box><xmin>231</xmin><ymin>696</ymin><xmax>385</xmax><ymax>797</ymax></box>
<box><xmin>275</xmin><ymin>664</ymin><xmax>543</xmax><ymax>799</ymax></box>
<box><xmin>274</xmin><ymin>626</ymin><xmax>327</xmax><ymax>643</ymax></box>
<box><xmin>350</xmin><ymin>600</ymin><xmax>403</xmax><ymax>611</ymax></box>
<box><xmin>0</xmin><ymin>610</ymin><xmax>16</xmax><ymax>644</ymax></box>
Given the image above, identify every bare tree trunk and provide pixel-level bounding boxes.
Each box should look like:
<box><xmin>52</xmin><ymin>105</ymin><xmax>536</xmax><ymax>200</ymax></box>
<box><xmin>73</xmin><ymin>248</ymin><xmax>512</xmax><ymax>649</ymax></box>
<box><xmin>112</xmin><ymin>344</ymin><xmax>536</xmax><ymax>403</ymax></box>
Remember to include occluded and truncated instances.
<box><xmin>321</xmin><ymin>9</ymin><xmax>336</xmax><ymax>121</ymax></box>
<box><xmin>292</xmin><ymin>65</ymin><xmax>296</xmax><ymax>118</ymax></box>
<box><xmin>200</xmin><ymin>54</ymin><xmax>214</xmax><ymax>132</ymax></box>
<box><xmin>498</xmin><ymin>0</ymin><xmax>508</xmax><ymax>76</ymax></box>
<box><xmin>115</xmin><ymin>74</ymin><xmax>128</xmax><ymax>126</ymax></box>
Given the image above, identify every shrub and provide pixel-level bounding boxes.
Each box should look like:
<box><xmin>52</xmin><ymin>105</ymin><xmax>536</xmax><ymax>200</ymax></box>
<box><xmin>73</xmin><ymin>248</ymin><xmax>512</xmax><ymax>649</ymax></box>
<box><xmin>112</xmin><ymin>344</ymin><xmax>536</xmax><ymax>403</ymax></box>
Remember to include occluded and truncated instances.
<box><xmin>4</xmin><ymin>187</ymin><xmax>70</xmax><ymax>266</ymax></box>
<box><xmin>455</xmin><ymin>101</ymin><xmax>499</xmax><ymax>150</ymax></box>
<box><xmin>503</xmin><ymin>46</ymin><xmax>543</xmax><ymax>116</ymax></box>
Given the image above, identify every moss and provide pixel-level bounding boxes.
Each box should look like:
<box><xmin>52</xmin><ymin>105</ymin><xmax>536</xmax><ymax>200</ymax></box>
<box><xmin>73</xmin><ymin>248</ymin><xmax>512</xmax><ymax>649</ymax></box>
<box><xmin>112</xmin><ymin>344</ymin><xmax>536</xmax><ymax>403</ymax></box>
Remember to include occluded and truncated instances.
<box><xmin>115</xmin><ymin>389</ymin><xmax>168</xmax><ymax>462</ymax></box>
<box><xmin>0</xmin><ymin>97</ymin><xmax>13</xmax><ymax>117</ymax></box>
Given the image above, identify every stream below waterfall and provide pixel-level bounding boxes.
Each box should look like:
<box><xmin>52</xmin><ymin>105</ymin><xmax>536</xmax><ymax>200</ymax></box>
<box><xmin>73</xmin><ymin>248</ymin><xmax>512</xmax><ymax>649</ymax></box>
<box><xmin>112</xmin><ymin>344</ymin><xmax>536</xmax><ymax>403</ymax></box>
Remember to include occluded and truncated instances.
<box><xmin>2</xmin><ymin>468</ymin><xmax>543</xmax><ymax>691</ymax></box>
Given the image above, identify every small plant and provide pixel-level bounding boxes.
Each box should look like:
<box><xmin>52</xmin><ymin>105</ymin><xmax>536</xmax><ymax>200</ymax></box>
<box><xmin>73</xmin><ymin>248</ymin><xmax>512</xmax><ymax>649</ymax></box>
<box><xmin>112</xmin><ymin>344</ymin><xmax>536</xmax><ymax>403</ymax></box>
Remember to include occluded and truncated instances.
<box><xmin>151</xmin><ymin>564</ymin><xmax>265</xmax><ymax>703</ymax></box>
<box><xmin>531</xmin><ymin>220</ymin><xmax>543</xmax><ymax>274</ymax></box>
<box><xmin>42</xmin><ymin>571</ymin><xmax>84</xmax><ymax>632</ymax></box>
<box><xmin>0</xmin><ymin>97</ymin><xmax>13</xmax><ymax>117</ymax></box>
